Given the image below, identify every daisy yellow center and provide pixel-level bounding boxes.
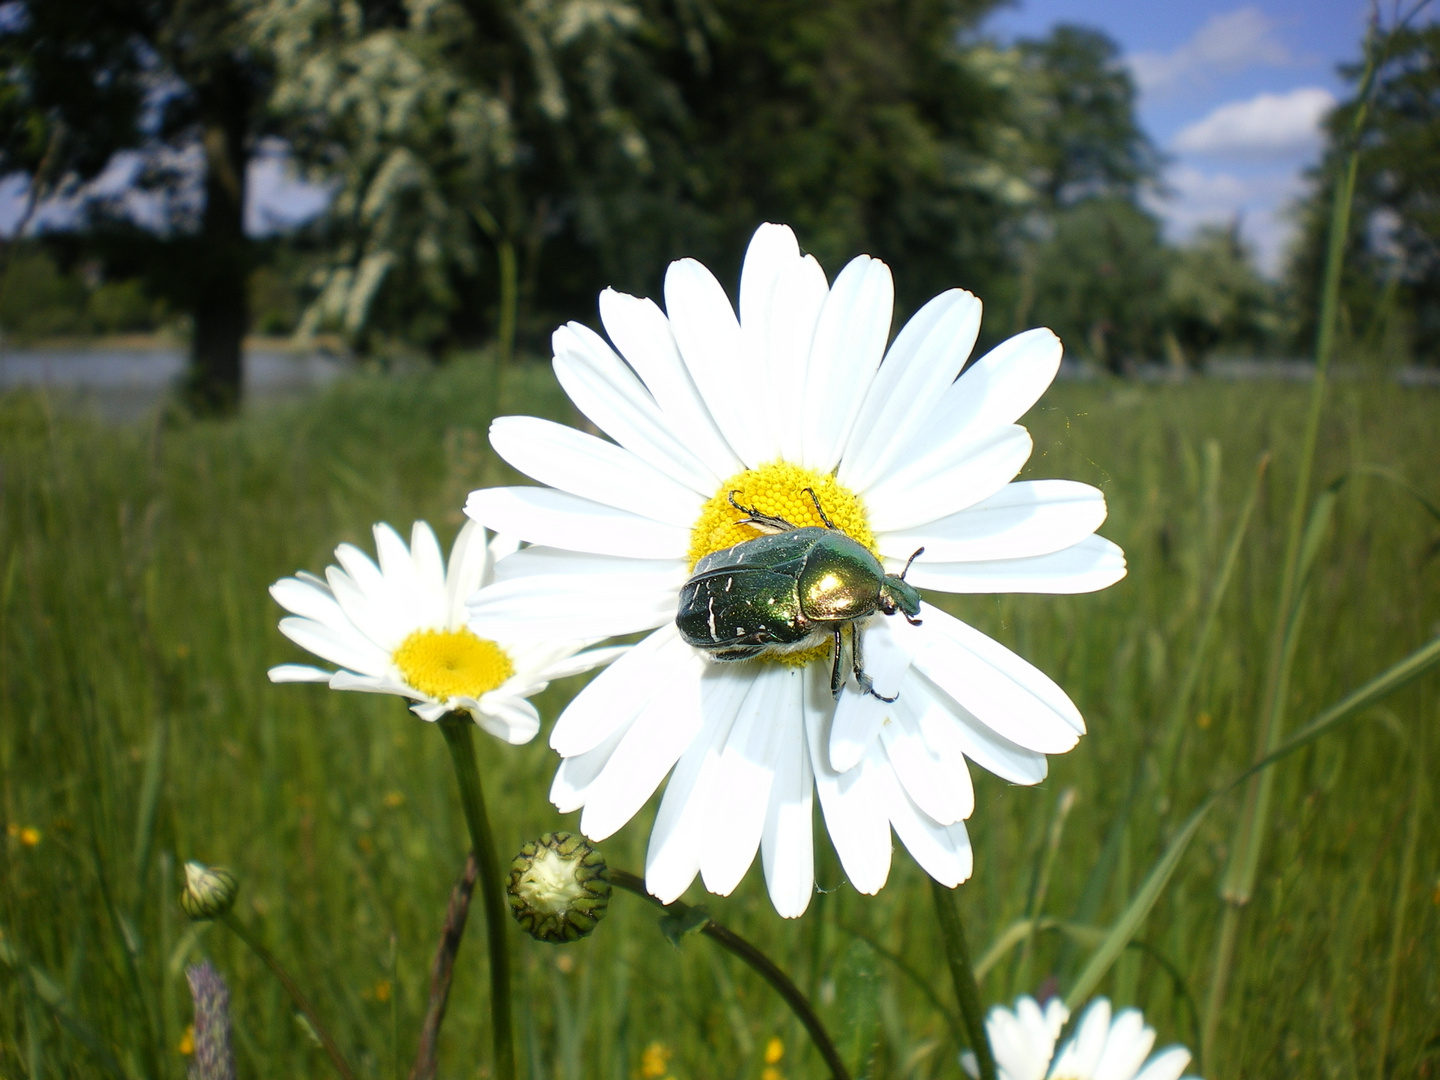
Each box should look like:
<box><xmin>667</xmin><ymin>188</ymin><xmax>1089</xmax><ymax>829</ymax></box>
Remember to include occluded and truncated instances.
<box><xmin>687</xmin><ymin>461</ymin><xmax>876</xmax><ymax>668</ymax></box>
<box><xmin>392</xmin><ymin>628</ymin><xmax>514</xmax><ymax>701</ymax></box>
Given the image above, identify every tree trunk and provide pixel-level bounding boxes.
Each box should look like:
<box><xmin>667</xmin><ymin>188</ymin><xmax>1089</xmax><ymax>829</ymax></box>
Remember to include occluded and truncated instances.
<box><xmin>184</xmin><ymin>63</ymin><xmax>251</xmax><ymax>416</ymax></box>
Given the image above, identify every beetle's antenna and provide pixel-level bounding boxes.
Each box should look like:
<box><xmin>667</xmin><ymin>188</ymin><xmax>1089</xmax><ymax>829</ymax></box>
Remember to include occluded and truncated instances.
<box><xmin>801</xmin><ymin>487</ymin><xmax>836</xmax><ymax>529</ymax></box>
<box><xmin>899</xmin><ymin>546</ymin><xmax>925</xmax><ymax>580</ymax></box>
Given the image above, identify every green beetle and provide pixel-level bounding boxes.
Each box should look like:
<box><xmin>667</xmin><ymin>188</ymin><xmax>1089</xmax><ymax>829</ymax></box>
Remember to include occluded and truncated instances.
<box><xmin>676</xmin><ymin>489</ymin><xmax>924</xmax><ymax>701</ymax></box>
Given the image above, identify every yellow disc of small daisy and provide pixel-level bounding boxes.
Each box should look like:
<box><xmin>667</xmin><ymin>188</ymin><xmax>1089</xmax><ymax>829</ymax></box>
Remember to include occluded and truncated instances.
<box><xmin>687</xmin><ymin>461</ymin><xmax>876</xmax><ymax>569</ymax></box>
<box><xmin>393</xmin><ymin>628</ymin><xmax>514</xmax><ymax>701</ymax></box>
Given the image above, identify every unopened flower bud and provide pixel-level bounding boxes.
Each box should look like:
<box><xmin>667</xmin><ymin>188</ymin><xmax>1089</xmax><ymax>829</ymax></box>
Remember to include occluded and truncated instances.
<box><xmin>507</xmin><ymin>832</ymin><xmax>610</xmax><ymax>943</ymax></box>
<box><xmin>181</xmin><ymin>861</ymin><xmax>238</xmax><ymax>920</ymax></box>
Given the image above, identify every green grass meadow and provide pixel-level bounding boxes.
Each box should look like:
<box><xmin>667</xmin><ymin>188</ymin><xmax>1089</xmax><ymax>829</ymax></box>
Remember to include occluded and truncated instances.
<box><xmin>2</xmin><ymin>361</ymin><xmax>1438</xmax><ymax>1079</ymax></box>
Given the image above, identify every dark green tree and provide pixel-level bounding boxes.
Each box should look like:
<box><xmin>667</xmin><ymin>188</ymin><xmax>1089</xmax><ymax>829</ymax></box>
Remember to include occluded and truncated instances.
<box><xmin>1167</xmin><ymin>222</ymin><xmax>1280</xmax><ymax>365</ymax></box>
<box><xmin>595</xmin><ymin>0</ymin><xmax>1029</xmax><ymax>315</ymax></box>
<box><xmin>1287</xmin><ymin>23</ymin><xmax>1440</xmax><ymax>365</ymax></box>
<box><xmin>1026</xmin><ymin>197</ymin><xmax>1172</xmax><ymax>373</ymax></box>
<box><xmin>0</xmin><ymin>0</ymin><xmax>270</xmax><ymax>413</ymax></box>
<box><xmin>1015</xmin><ymin>24</ymin><xmax>1162</xmax><ymax>207</ymax></box>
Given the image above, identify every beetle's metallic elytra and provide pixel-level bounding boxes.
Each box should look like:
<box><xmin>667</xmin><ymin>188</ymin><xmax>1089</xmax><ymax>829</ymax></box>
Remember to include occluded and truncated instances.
<box><xmin>676</xmin><ymin>489</ymin><xmax>923</xmax><ymax>701</ymax></box>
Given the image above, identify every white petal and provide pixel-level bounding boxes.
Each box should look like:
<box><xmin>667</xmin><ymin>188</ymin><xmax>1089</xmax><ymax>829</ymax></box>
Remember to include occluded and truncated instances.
<box><xmin>865</xmin><ymin>425</ymin><xmax>1033</xmax><ymax>533</ymax></box>
<box><xmin>469</xmin><ymin>548</ymin><xmax>684</xmax><ymax>641</ymax></box>
<box><xmin>905</xmin><ymin>535</ymin><xmax>1128</xmax><ymax>595</ymax></box>
<box><xmin>804</xmin><ymin>669</ymin><xmax>891</xmax><ymax>894</ymax></box>
<box><xmin>268</xmin><ymin>663</ymin><xmax>332</xmax><ymax>683</ymax></box>
<box><xmin>328</xmin><ymin>554</ymin><xmax>416</xmax><ymax>650</ymax></box>
<box><xmin>277</xmin><ymin>615</ymin><xmax>392</xmax><ymax>677</ymax></box>
<box><xmin>701</xmin><ymin>664</ymin><xmax>798</xmax><ymax>895</ymax></box>
<box><xmin>269</xmin><ymin>575</ymin><xmax>341</xmax><ymax>624</ymax></box>
<box><xmin>664</xmin><ymin>258</ymin><xmax>760</xmax><ymax>465</ymax></box>
<box><xmin>1093</xmin><ymin>1010</ymin><xmax>1155</xmax><ymax>1080</ymax></box>
<box><xmin>881</xmin><ymin>687</ymin><xmax>974</xmax><ymax>825</ymax></box>
<box><xmin>1018</xmin><ymin>995</ymin><xmax>1061</xmax><ymax>1056</ymax></box>
<box><xmin>986</xmin><ymin>1002</ymin><xmax>1055</xmax><ymax>1080</ymax></box>
<box><xmin>1132</xmin><ymin>1048</ymin><xmax>1192</xmax><ymax>1080</ymax></box>
<box><xmin>1044</xmin><ymin>999</ymin><xmax>1071</xmax><ymax>1040</ymax></box>
<box><xmin>911</xmin><ymin>675</ymin><xmax>1050</xmax><ymax>786</ymax></box>
<box><xmin>945</xmin><ymin>327</ymin><xmax>1062</xmax><ymax>433</ymax></box>
<box><xmin>772</xmin><ymin>254</ymin><xmax>831</xmax><ymax>463</ymax></box>
<box><xmin>445</xmin><ymin>519</ymin><xmax>494</xmax><ymax>628</ymax></box>
<box><xmin>839</xmin><ymin>288</ymin><xmax>982</xmax><ymax>492</ymax></box>
<box><xmin>599</xmin><ymin>288</ymin><xmax>742</xmax><ymax>478</ymax></box>
<box><xmin>878</xmin><ymin>480</ymin><xmax>1108</xmax><ymax>563</ymax></box>
<box><xmin>578</xmin><ymin>650</ymin><xmax>708</xmax><ymax>841</ymax></box>
<box><xmin>738</xmin><ymin>224</ymin><xmax>808</xmax><ymax>463</ymax></box>
<box><xmin>1052</xmin><ymin>999</ymin><xmax>1112</xmax><ymax>1079</ymax></box>
<box><xmin>829</xmin><ymin>618</ymin><xmax>910</xmax><ymax>772</ymax></box>
<box><xmin>551</xmin><ymin>724</ymin><xmax>629</xmax><ymax>813</ymax></box>
<box><xmin>374</xmin><ymin>524</ymin><xmax>440</xmax><ymax>628</ymax></box>
<box><xmin>644</xmin><ymin>670</ymin><xmax>752</xmax><ymax>902</ymax></box>
<box><xmin>489</xmin><ymin>415</ymin><xmax>703</xmax><ymax>527</ymax></box>
<box><xmin>330</xmin><ymin>669</ymin><xmax>423</xmax><ymax>698</ymax></box>
<box><xmin>548</xmin><ymin>626</ymin><xmax>688</xmax><ymax>756</ymax></box>
<box><xmin>411</xmin><ymin>700</ymin><xmax>450</xmax><ymax>722</ymax></box>
<box><xmin>465</xmin><ymin>486</ymin><xmax>691</xmax><ymax>561</ymax></box>
<box><xmin>761</xmin><ymin>708</ymin><xmax>815</xmax><ymax>917</ymax></box>
<box><xmin>553</xmin><ymin>321</ymin><xmax>720</xmax><ymax>493</ymax></box>
<box><xmin>880</xmin><ymin>767</ymin><xmax>973</xmax><ymax>887</ymax></box>
<box><xmin>410</xmin><ymin>521</ymin><xmax>447</xmax><ymax>600</ymax></box>
<box><xmin>473</xmin><ymin>693</ymin><xmax>540</xmax><ymax>745</ymax></box>
<box><xmin>909</xmin><ymin>604</ymin><xmax>1083</xmax><ymax>754</ymax></box>
<box><xmin>800</xmin><ymin>254</ymin><xmax>893</xmax><ymax>473</ymax></box>
<box><xmin>528</xmin><ymin>643</ymin><xmax>629</xmax><ymax>681</ymax></box>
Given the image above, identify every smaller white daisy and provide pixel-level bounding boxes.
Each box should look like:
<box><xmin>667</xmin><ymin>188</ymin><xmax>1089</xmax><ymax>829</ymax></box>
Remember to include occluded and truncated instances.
<box><xmin>962</xmin><ymin>997</ymin><xmax>1199</xmax><ymax>1080</ymax></box>
<box><xmin>268</xmin><ymin>520</ymin><xmax>624</xmax><ymax>743</ymax></box>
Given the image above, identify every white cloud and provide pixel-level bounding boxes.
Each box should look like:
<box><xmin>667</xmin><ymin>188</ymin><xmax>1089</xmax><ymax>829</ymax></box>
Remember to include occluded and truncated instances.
<box><xmin>1147</xmin><ymin>164</ymin><xmax>1307</xmax><ymax>274</ymax></box>
<box><xmin>1129</xmin><ymin>7</ymin><xmax>1292</xmax><ymax>97</ymax></box>
<box><xmin>1172</xmin><ymin>86</ymin><xmax>1336</xmax><ymax>158</ymax></box>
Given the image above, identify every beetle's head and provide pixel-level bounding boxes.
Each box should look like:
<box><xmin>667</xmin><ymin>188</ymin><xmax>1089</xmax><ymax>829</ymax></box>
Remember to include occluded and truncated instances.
<box><xmin>879</xmin><ymin>576</ymin><xmax>922</xmax><ymax>623</ymax></box>
<box><xmin>879</xmin><ymin>546</ymin><xmax>924</xmax><ymax>625</ymax></box>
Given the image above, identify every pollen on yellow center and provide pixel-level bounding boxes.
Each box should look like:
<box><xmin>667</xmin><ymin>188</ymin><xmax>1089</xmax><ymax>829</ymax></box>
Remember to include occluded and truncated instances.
<box><xmin>687</xmin><ymin>461</ymin><xmax>876</xmax><ymax>569</ymax></box>
<box><xmin>687</xmin><ymin>461</ymin><xmax>876</xmax><ymax>668</ymax></box>
<box><xmin>392</xmin><ymin>628</ymin><xmax>514</xmax><ymax>702</ymax></box>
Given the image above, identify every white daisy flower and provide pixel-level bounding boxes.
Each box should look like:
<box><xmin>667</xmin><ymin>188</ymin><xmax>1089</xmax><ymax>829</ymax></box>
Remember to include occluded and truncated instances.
<box><xmin>466</xmin><ymin>223</ymin><xmax>1126</xmax><ymax>915</ymax></box>
<box><xmin>963</xmin><ymin>997</ymin><xmax>1199</xmax><ymax>1080</ymax></box>
<box><xmin>268</xmin><ymin>520</ymin><xmax>623</xmax><ymax>744</ymax></box>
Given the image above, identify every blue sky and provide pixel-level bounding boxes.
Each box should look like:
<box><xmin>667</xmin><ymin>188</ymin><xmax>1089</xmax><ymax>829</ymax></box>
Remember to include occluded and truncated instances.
<box><xmin>984</xmin><ymin>0</ymin><xmax>1374</xmax><ymax>271</ymax></box>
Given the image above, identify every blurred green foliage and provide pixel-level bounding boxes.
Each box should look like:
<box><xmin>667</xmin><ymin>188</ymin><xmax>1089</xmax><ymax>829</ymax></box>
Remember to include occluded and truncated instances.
<box><xmin>1</xmin><ymin>364</ymin><xmax>1437</xmax><ymax>1076</ymax></box>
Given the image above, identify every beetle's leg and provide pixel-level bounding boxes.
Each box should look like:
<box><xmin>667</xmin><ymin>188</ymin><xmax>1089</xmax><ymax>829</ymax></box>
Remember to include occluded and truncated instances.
<box><xmin>851</xmin><ymin>623</ymin><xmax>898</xmax><ymax>703</ymax></box>
<box><xmin>801</xmin><ymin>487</ymin><xmax>837</xmax><ymax>530</ymax></box>
<box><xmin>830</xmin><ymin>626</ymin><xmax>845</xmax><ymax>698</ymax></box>
<box><xmin>727</xmin><ymin>490</ymin><xmax>797</xmax><ymax>533</ymax></box>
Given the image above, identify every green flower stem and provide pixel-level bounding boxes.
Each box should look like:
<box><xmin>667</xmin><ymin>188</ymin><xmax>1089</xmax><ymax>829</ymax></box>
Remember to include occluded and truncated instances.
<box><xmin>609</xmin><ymin>869</ymin><xmax>852</xmax><ymax>1080</ymax></box>
<box><xmin>439</xmin><ymin>717</ymin><xmax>515</xmax><ymax>1080</ymax></box>
<box><xmin>930</xmin><ymin>880</ymin><xmax>996</xmax><ymax>1080</ymax></box>
<box><xmin>219</xmin><ymin>914</ymin><xmax>354</xmax><ymax>1080</ymax></box>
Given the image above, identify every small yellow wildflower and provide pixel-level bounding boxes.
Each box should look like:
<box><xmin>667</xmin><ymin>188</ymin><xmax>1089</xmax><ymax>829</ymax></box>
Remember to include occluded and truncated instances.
<box><xmin>374</xmin><ymin>979</ymin><xmax>392</xmax><ymax>1003</ymax></box>
<box><xmin>760</xmin><ymin>1037</ymin><xmax>784</xmax><ymax>1080</ymax></box>
<box><xmin>178</xmin><ymin>1025</ymin><xmax>195</xmax><ymax>1055</ymax></box>
<box><xmin>6</xmin><ymin>824</ymin><xmax>41</xmax><ymax>847</ymax></box>
<box><xmin>639</xmin><ymin>1042</ymin><xmax>673</xmax><ymax>1080</ymax></box>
